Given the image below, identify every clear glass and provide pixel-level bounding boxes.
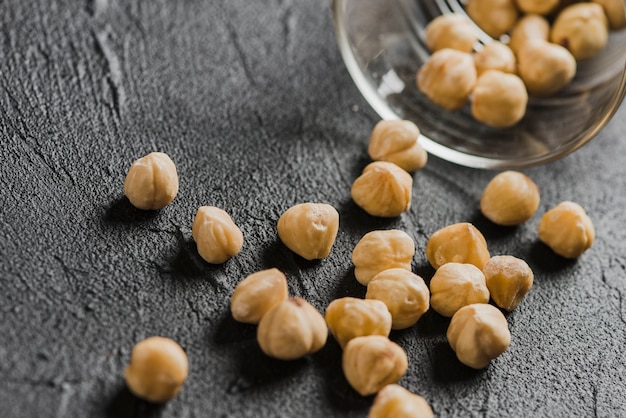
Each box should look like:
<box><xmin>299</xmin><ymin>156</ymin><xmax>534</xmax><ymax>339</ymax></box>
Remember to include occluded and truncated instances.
<box><xmin>332</xmin><ymin>0</ymin><xmax>626</xmax><ymax>169</ymax></box>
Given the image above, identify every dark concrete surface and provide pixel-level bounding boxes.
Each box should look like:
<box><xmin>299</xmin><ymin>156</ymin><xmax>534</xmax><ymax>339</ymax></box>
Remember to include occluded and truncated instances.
<box><xmin>1</xmin><ymin>0</ymin><xmax>625</xmax><ymax>417</ymax></box>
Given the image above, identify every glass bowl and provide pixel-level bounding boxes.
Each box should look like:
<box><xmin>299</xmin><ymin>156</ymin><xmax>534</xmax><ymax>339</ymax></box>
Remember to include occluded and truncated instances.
<box><xmin>332</xmin><ymin>0</ymin><xmax>626</xmax><ymax>169</ymax></box>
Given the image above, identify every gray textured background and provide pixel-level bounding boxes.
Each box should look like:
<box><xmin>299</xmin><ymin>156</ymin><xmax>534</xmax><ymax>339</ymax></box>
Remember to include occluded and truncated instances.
<box><xmin>1</xmin><ymin>0</ymin><xmax>625</xmax><ymax>417</ymax></box>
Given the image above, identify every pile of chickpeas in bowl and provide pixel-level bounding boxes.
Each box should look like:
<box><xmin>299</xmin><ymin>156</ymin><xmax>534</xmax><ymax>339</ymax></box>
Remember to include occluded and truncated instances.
<box><xmin>417</xmin><ymin>0</ymin><xmax>626</xmax><ymax>128</ymax></box>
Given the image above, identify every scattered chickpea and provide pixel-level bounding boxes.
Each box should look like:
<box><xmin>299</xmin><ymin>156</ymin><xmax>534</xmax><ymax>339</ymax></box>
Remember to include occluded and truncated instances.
<box><xmin>368</xmin><ymin>120</ymin><xmax>427</xmax><ymax>173</ymax></box>
<box><xmin>277</xmin><ymin>202</ymin><xmax>339</xmax><ymax>260</ymax></box>
<box><xmin>480</xmin><ymin>171</ymin><xmax>540</xmax><ymax>226</ymax></box>
<box><xmin>369</xmin><ymin>384</ymin><xmax>434</xmax><ymax>418</ymax></box>
<box><xmin>471</xmin><ymin>70</ymin><xmax>528</xmax><ymax>128</ymax></box>
<box><xmin>325</xmin><ymin>297</ymin><xmax>392</xmax><ymax>349</ymax></box>
<box><xmin>465</xmin><ymin>0</ymin><xmax>519</xmax><ymax>38</ymax></box>
<box><xmin>342</xmin><ymin>335</ymin><xmax>408</xmax><ymax>396</ymax></box>
<box><xmin>192</xmin><ymin>206</ymin><xmax>244</xmax><ymax>264</ymax></box>
<box><xmin>551</xmin><ymin>3</ymin><xmax>609</xmax><ymax>61</ymax></box>
<box><xmin>538</xmin><ymin>201</ymin><xmax>595</xmax><ymax>258</ymax></box>
<box><xmin>593</xmin><ymin>0</ymin><xmax>626</xmax><ymax>29</ymax></box>
<box><xmin>257</xmin><ymin>297</ymin><xmax>328</xmax><ymax>360</ymax></box>
<box><xmin>516</xmin><ymin>0</ymin><xmax>559</xmax><ymax>16</ymax></box>
<box><xmin>517</xmin><ymin>39</ymin><xmax>577</xmax><ymax>96</ymax></box>
<box><xmin>124</xmin><ymin>336</ymin><xmax>188</xmax><ymax>403</ymax></box>
<box><xmin>124</xmin><ymin>152</ymin><xmax>178</xmax><ymax>210</ymax></box>
<box><xmin>351</xmin><ymin>161</ymin><xmax>412</xmax><ymax>218</ymax></box>
<box><xmin>508</xmin><ymin>14</ymin><xmax>550</xmax><ymax>55</ymax></box>
<box><xmin>352</xmin><ymin>229</ymin><xmax>415</xmax><ymax>286</ymax></box>
<box><xmin>366</xmin><ymin>268</ymin><xmax>430</xmax><ymax>330</ymax></box>
<box><xmin>230</xmin><ymin>268</ymin><xmax>288</xmax><ymax>324</ymax></box>
<box><xmin>425</xmin><ymin>222</ymin><xmax>490</xmax><ymax>270</ymax></box>
<box><xmin>473</xmin><ymin>42</ymin><xmax>517</xmax><ymax>76</ymax></box>
<box><xmin>430</xmin><ymin>262</ymin><xmax>490</xmax><ymax>317</ymax></box>
<box><xmin>416</xmin><ymin>49</ymin><xmax>477</xmax><ymax>111</ymax></box>
<box><xmin>424</xmin><ymin>13</ymin><xmax>478</xmax><ymax>53</ymax></box>
<box><xmin>447</xmin><ymin>303</ymin><xmax>511</xmax><ymax>369</ymax></box>
<box><xmin>484</xmin><ymin>255</ymin><xmax>534</xmax><ymax>311</ymax></box>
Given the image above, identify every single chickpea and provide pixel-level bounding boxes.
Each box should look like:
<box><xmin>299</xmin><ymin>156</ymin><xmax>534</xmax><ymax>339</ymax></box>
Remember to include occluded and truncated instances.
<box><xmin>508</xmin><ymin>14</ymin><xmax>550</xmax><ymax>55</ymax></box>
<box><xmin>368</xmin><ymin>120</ymin><xmax>427</xmax><ymax>173</ymax></box>
<box><xmin>124</xmin><ymin>336</ymin><xmax>188</xmax><ymax>403</ymax></box>
<box><xmin>517</xmin><ymin>40</ymin><xmax>576</xmax><ymax>96</ymax></box>
<box><xmin>192</xmin><ymin>206</ymin><xmax>243</xmax><ymax>264</ymax></box>
<box><xmin>465</xmin><ymin>0</ymin><xmax>519</xmax><ymax>38</ymax></box>
<box><xmin>342</xmin><ymin>335</ymin><xmax>408</xmax><ymax>396</ymax></box>
<box><xmin>471</xmin><ymin>70</ymin><xmax>528</xmax><ymax>128</ymax></box>
<box><xmin>538</xmin><ymin>201</ymin><xmax>595</xmax><ymax>258</ymax></box>
<box><xmin>124</xmin><ymin>152</ymin><xmax>178</xmax><ymax>210</ymax></box>
<box><xmin>483</xmin><ymin>255</ymin><xmax>534</xmax><ymax>311</ymax></box>
<box><xmin>277</xmin><ymin>203</ymin><xmax>339</xmax><ymax>260</ymax></box>
<box><xmin>351</xmin><ymin>162</ymin><xmax>412</xmax><ymax>218</ymax></box>
<box><xmin>430</xmin><ymin>263</ymin><xmax>490</xmax><ymax>317</ymax></box>
<box><xmin>230</xmin><ymin>268</ymin><xmax>288</xmax><ymax>324</ymax></box>
<box><xmin>425</xmin><ymin>13</ymin><xmax>478</xmax><ymax>53</ymax></box>
<box><xmin>257</xmin><ymin>297</ymin><xmax>328</xmax><ymax>360</ymax></box>
<box><xmin>366</xmin><ymin>269</ymin><xmax>430</xmax><ymax>330</ymax></box>
<box><xmin>593</xmin><ymin>0</ymin><xmax>626</xmax><ymax>29</ymax></box>
<box><xmin>352</xmin><ymin>229</ymin><xmax>415</xmax><ymax>286</ymax></box>
<box><xmin>416</xmin><ymin>49</ymin><xmax>477</xmax><ymax>111</ymax></box>
<box><xmin>551</xmin><ymin>3</ymin><xmax>609</xmax><ymax>61</ymax></box>
<box><xmin>473</xmin><ymin>42</ymin><xmax>517</xmax><ymax>76</ymax></box>
<box><xmin>425</xmin><ymin>222</ymin><xmax>490</xmax><ymax>270</ymax></box>
<box><xmin>325</xmin><ymin>297</ymin><xmax>392</xmax><ymax>349</ymax></box>
<box><xmin>516</xmin><ymin>0</ymin><xmax>559</xmax><ymax>15</ymax></box>
<box><xmin>369</xmin><ymin>384</ymin><xmax>434</xmax><ymax>418</ymax></box>
<box><xmin>447</xmin><ymin>303</ymin><xmax>511</xmax><ymax>369</ymax></box>
<box><xmin>480</xmin><ymin>171</ymin><xmax>540</xmax><ymax>226</ymax></box>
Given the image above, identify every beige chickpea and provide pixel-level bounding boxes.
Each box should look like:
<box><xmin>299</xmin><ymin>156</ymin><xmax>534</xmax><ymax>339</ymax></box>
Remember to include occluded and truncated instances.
<box><xmin>369</xmin><ymin>384</ymin><xmax>434</xmax><ymax>418</ymax></box>
<box><xmin>325</xmin><ymin>297</ymin><xmax>392</xmax><ymax>349</ymax></box>
<box><xmin>277</xmin><ymin>203</ymin><xmax>339</xmax><ymax>260</ymax></box>
<box><xmin>352</xmin><ymin>230</ymin><xmax>415</xmax><ymax>286</ymax></box>
<box><xmin>342</xmin><ymin>336</ymin><xmax>408</xmax><ymax>396</ymax></box>
<box><xmin>473</xmin><ymin>42</ymin><xmax>517</xmax><ymax>76</ymax></box>
<box><xmin>425</xmin><ymin>13</ymin><xmax>478</xmax><ymax>53</ymax></box>
<box><xmin>368</xmin><ymin>120</ymin><xmax>428</xmax><ymax>173</ymax></box>
<box><xmin>551</xmin><ymin>3</ymin><xmax>609</xmax><ymax>61</ymax></box>
<box><xmin>447</xmin><ymin>303</ymin><xmax>511</xmax><ymax>369</ymax></box>
<box><xmin>508</xmin><ymin>14</ymin><xmax>550</xmax><ymax>55</ymax></box>
<box><xmin>465</xmin><ymin>0</ymin><xmax>519</xmax><ymax>38</ymax></box>
<box><xmin>230</xmin><ymin>268</ymin><xmax>288</xmax><ymax>324</ymax></box>
<box><xmin>517</xmin><ymin>40</ymin><xmax>577</xmax><ymax>96</ymax></box>
<box><xmin>430</xmin><ymin>263</ymin><xmax>490</xmax><ymax>317</ymax></box>
<box><xmin>538</xmin><ymin>201</ymin><xmax>595</xmax><ymax>258</ymax></box>
<box><xmin>124</xmin><ymin>336</ymin><xmax>188</xmax><ymax>403</ymax></box>
<box><xmin>484</xmin><ymin>255</ymin><xmax>533</xmax><ymax>311</ymax></box>
<box><xmin>351</xmin><ymin>162</ymin><xmax>412</xmax><ymax>218</ymax></box>
<box><xmin>471</xmin><ymin>70</ymin><xmax>528</xmax><ymax>128</ymax></box>
<box><xmin>192</xmin><ymin>206</ymin><xmax>243</xmax><ymax>264</ymax></box>
<box><xmin>124</xmin><ymin>152</ymin><xmax>178</xmax><ymax>210</ymax></box>
<box><xmin>425</xmin><ymin>222</ymin><xmax>490</xmax><ymax>270</ymax></box>
<box><xmin>516</xmin><ymin>0</ymin><xmax>559</xmax><ymax>15</ymax></box>
<box><xmin>416</xmin><ymin>49</ymin><xmax>477</xmax><ymax>111</ymax></box>
<box><xmin>257</xmin><ymin>297</ymin><xmax>327</xmax><ymax>360</ymax></box>
<box><xmin>366</xmin><ymin>269</ymin><xmax>430</xmax><ymax>330</ymax></box>
<box><xmin>480</xmin><ymin>171</ymin><xmax>540</xmax><ymax>225</ymax></box>
<box><xmin>593</xmin><ymin>0</ymin><xmax>626</xmax><ymax>30</ymax></box>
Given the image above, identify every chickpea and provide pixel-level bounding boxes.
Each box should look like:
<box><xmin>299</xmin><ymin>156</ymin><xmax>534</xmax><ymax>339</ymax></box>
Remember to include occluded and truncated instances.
<box><xmin>325</xmin><ymin>297</ymin><xmax>392</xmax><ymax>348</ymax></box>
<box><xmin>480</xmin><ymin>171</ymin><xmax>540</xmax><ymax>226</ymax></box>
<box><xmin>593</xmin><ymin>0</ymin><xmax>626</xmax><ymax>30</ymax></box>
<box><xmin>538</xmin><ymin>201</ymin><xmax>595</xmax><ymax>258</ymax></box>
<box><xmin>508</xmin><ymin>14</ymin><xmax>550</xmax><ymax>55</ymax></box>
<box><xmin>551</xmin><ymin>3</ymin><xmax>609</xmax><ymax>61</ymax></box>
<box><xmin>124</xmin><ymin>336</ymin><xmax>188</xmax><ymax>403</ymax></box>
<box><xmin>516</xmin><ymin>0</ymin><xmax>559</xmax><ymax>15</ymax></box>
<box><xmin>366</xmin><ymin>269</ymin><xmax>430</xmax><ymax>329</ymax></box>
<box><xmin>425</xmin><ymin>222</ymin><xmax>490</xmax><ymax>270</ymax></box>
<box><xmin>369</xmin><ymin>384</ymin><xmax>434</xmax><ymax>418</ymax></box>
<box><xmin>471</xmin><ymin>70</ymin><xmax>528</xmax><ymax>128</ymax></box>
<box><xmin>465</xmin><ymin>0</ymin><xmax>519</xmax><ymax>38</ymax></box>
<box><xmin>230</xmin><ymin>268</ymin><xmax>288</xmax><ymax>324</ymax></box>
<box><xmin>351</xmin><ymin>162</ymin><xmax>412</xmax><ymax>218</ymax></box>
<box><xmin>517</xmin><ymin>40</ymin><xmax>576</xmax><ymax>96</ymax></box>
<box><xmin>484</xmin><ymin>255</ymin><xmax>534</xmax><ymax>311</ymax></box>
<box><xmin>430</xmin><ymin>263</ymin><xmax>490</xmax><ymax>317</ymax></box>
<box><xmin>352</xmin><ymin>229</ymin><xmax>415</xmax><ymax>286</ymax></box>
<box><xmin>192</xmin><ymin>206</ymin><xmax>243</xmax><ymax>264</ymax></box>
<box><xmin>473</xmin><ymin>42</ymin><xmax>517</xmax><ymax>76</ymax></box>
<box><xmin>368</xmin><ymin>120</ymin><xmax>428</xmax><ymax>173</ymax></box>
<box><xmin>424</xmin><ymin>13</ymin><xmax>478</xmax><ymax>53</ymax></box>
<box><xmin>124</xmin><ymin>152</ymin><xmax>178</xmax><ymax>210</ymax></box>
<box><xmin>277</xmin><ymin>203</ymin><xmax>339</xmax><ymax>260</ymax></box>
<box><xmin>342</xmin><ymin>335</ymin><xmax>408</xmax><ymax>396</ymax></box>
<box><xmin>447</xmin><ymin>303</ymin><xmax>511</xmax><ymax>369</ymax></box>
<box><xmin>416</xmin><ymin>49</ymin><xmax>477</xmax><ymax>111</ymax></box>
